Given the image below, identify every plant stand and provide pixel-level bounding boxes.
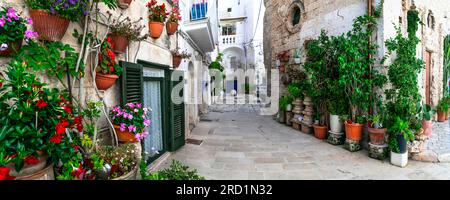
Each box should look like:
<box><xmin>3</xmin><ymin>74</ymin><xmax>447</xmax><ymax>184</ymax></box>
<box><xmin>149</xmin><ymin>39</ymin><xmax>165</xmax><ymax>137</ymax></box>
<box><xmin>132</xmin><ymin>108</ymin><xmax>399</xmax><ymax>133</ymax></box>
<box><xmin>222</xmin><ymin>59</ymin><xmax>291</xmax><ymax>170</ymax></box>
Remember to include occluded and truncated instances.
<box><xmin>327</xmin><ymin>131</ymin><xmax>345</xmax><ymax>145</ymax></box>
<box><xmin>302</xmin><ymin>96</ymin><xmax>313</xmax><ymax>126</ymax></box>
<box><xmin>300</xmin><ymin>122</ymin><xmax>313</xmax><ymax>134</ymax></box>
<box><xmin>390</xmin><ymin>151</ymin><xmax>408</xmax><ymax>168</ymax></box>
<box><xmin>368</xmin><ymin>143</ymin><xmax>388</xmax><ymax>160</ymax></box>
<box><xmin>344</xmin><ymin>139</ymin><xmax>362</xmax><ymax>152</ymax></box>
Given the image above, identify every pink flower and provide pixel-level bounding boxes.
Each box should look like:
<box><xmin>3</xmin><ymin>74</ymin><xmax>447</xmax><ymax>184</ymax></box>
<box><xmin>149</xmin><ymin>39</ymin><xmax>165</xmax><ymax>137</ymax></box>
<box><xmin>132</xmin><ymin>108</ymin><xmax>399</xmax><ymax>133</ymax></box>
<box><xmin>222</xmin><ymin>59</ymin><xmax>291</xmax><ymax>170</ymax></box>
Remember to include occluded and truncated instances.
<box><xmin>26</xmin><ymin>17</ymin><xmax>33</xmax><ymax>25</ymax></box>
<box><xmin>24</xmin><ymin>30</ymin><xmax>38</xmax><ymax>39</ymax></box>
<box><xmin>134</xmin><ymin>109</ymin><xmax>139</xmax><ymax>113</ymax></box>
<box><xmin>6</xmin><ymin>8</ymin><xmax>19</xmax><ymax>20</ymax></box>
<box><xmin>126</xmin><ymin>103</ymin><xmax>135</xmax><ymax>108</ymax></box>
<box><xmin>120</xmin><ymin>123</ymin><xmax>126</xmax><ymax>132</ymax></box>
<box><xmin>0</xmin><ymin>18</ymin><xmax>5</xmax><ymax>27</ymax></box>
<box><xmin>0</xmin><ymin>43</ymin><xmax>7</xmax><ymax>51</ymax></box>
<box><xmin>136</xmin><ymin>103</ymin><xmax>142</xmax><ymax>108</ymax></box>
<box><xmin>123</xmin><ymin>113</ymin><xmax>129</xmax><ymax>119</ymax></box>
<box><xmin>112</xmin><ymin>106</ymin><xmax>121</xmax><ymax>113</ymax></box>
<box><xmin>128</xmin><ymin>125</ymin><xmax>136</xmax><ymax>133</ymax></box>
<box><xmin>144</xmin><ymin>119</ymin><xmax>151</xmax><ymax>127</ymax></box>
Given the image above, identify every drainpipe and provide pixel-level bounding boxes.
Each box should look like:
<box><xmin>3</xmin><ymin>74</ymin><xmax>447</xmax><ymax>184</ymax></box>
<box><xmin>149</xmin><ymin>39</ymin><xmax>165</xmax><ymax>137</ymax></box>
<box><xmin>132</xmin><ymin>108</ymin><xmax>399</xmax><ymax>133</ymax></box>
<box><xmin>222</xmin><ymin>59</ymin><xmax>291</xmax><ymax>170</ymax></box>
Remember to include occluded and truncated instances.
<box><xmin>368</xmin><ymin>0</ymin><xmax>374</xmax><ymax>115</ymax></box>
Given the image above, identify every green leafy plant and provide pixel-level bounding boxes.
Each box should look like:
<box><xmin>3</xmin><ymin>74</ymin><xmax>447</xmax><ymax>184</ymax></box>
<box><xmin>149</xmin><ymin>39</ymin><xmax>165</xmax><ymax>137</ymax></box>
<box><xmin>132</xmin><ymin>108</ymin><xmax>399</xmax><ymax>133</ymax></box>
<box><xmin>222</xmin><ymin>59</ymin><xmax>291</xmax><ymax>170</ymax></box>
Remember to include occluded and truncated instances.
<box><xmin>444</xmin><ymin>35</ymin><xmax>450</xmax><ymax>95</ymax></box>
<box><xmin>13</xmin><ymin>40</ymin><xmax>85</xmax><ymax>89</ymax></box>
<box><xmin>141</xmin><ymin>160</ymin><xmax>204</xmax><ymax>180</ymax></box>
<box><xmin>279</xmin><ymin>96</ymin><xmax>292</xmax><ymax>111</ymax></box>
<box><xmin>209</xmin><ymin>53</ymin><xmax>224</xmax><ymax>72</ymax></box>
<box><xmin>421</xmin><ymin>103</ymin><xmax>433</xmax><ymax>121</ymax></box>
<box><xmin>88</xmin><ymin>144</ymin><xmax>138</xmax><ymax>180</ymax></box>
<box><xmin>388</xmin><ymin>117</ymin><xmax>414</xmax><ymax>153</ymax></box>
<box><xmin>436</xmin><ymin>98</ymin><xmax>449</xmax><ymax>112</ymax></box>
<box><xmin>97</xmin><ymin>37</ymin><xmax>123</xmax><ymax>76</ymax></box>
<box><xmin>146</xmin><ymin>0</ymin><xmax>168</xmax><ymax>23</ymax></box>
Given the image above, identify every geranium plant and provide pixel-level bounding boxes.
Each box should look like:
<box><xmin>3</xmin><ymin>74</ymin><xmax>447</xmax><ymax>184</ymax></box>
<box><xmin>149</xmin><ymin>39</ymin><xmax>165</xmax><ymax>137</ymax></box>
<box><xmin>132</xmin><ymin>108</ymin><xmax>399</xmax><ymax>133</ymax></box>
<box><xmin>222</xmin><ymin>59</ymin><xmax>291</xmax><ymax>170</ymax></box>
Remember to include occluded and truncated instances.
<box><xmin>146</xmin><ymin>0</ymin><xmax>168</xmax><ymax>22</ymax></box>
<box><xmin>97</xmin><ymin>37</ymin><xmax>123</xmax><ymax>76</ymax></box>
<box><xmin>0</xmin><ymin>6</ymin><xmax>37</xmax><ymax>55</ymax></box>
<box><xmin>25</xmin><ymin>0</ymin><xmax>90</xmax><ymax>22</ymax></box>
<box><xmin>0</xmin><ymin>61</ymin><xmax>84</xmax><ymax>180</ymax></box>
<box><xmin>167</xmin><ymin>6</ymin><xmax>181</xmax><ymax>24</ymax></box>
<box><xmin>110</xmin><ymin>14</ymin><xmax>149</xmax><ymax>42</ymax></box>
<box><xmin>110</xmin><ymin>103</ymin><xmax>151</xmax><ymax>141</ymax></box>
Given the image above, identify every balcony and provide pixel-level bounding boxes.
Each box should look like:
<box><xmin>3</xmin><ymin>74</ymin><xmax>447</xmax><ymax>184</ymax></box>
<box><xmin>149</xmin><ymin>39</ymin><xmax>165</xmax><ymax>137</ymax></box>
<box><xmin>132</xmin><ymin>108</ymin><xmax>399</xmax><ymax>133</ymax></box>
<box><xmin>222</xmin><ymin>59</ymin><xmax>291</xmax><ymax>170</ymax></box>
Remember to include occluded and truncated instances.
<box><xmin>184</xmin><ymin>0</ymin><xmax>218</xmax><ymax>53</ymax></box>
<box><xmin>219</xmin><ymin>34</ymin><xmax>244</xmax><ymax>50</ymax></box>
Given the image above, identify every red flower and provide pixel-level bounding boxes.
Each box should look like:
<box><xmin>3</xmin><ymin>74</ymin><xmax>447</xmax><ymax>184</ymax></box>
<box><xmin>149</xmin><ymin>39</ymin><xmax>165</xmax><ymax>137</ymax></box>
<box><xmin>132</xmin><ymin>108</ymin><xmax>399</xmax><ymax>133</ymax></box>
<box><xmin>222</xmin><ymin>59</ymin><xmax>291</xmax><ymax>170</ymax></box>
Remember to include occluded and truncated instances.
<box><xmin>110</xmin><ymin>67</ymin><xmax>115</xmax><ymax>73</ymax></box>
<box><xmin>0</xmin><ymin>167</ymin><xmax>16</xmax><ymax>180</ymax></box>
<box><xmin>36</xmin><ymin>99</ymin><xmax>48</xmax><ymax>109</ymax></box>
<box><xmin>107</xmin><ymin>36</ymin><xmax>112</xmax><ymax>44</ymax></box>
<box><xmin>24</xmin><ymin>156</ymin><xmax>39</xmax><ymax>165</ymax></box>
<box><xmin>63</xmin><ymin>106</ymin><xmax>72</xmax><ymax>114</ymax></box>
<box><xmin>72</xmin><ymin>144</ymin><xmax>79</xmax><ymax>151</ymax></box>
<box><xmin>50</xmin><ymin>134</ymin><xmax>62</xmax><ymax>144</ymax></box>
<box><xmin>56</xmin><ymin>121</ymin><xmax>69</xmax><ymax>135</ymax></box>
<box><xmin>71</xmin><ymin>163</ymin><xmax>85</xmax><ymax>179</ymax></box>
<box><xmin>110</xmin><ymin>165</ymin><xmax>119</xmax><ymax>175</ymax></box>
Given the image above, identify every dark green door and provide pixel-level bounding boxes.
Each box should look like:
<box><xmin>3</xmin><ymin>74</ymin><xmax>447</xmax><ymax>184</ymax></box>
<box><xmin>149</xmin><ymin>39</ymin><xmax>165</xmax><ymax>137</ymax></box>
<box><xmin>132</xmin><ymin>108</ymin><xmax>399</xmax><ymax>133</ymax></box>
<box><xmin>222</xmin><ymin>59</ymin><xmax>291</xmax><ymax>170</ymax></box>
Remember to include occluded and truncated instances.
<box><xmin>169</xmin><ymin>70</ymin><xmax>185</xmax><ymax>151</ymax></box>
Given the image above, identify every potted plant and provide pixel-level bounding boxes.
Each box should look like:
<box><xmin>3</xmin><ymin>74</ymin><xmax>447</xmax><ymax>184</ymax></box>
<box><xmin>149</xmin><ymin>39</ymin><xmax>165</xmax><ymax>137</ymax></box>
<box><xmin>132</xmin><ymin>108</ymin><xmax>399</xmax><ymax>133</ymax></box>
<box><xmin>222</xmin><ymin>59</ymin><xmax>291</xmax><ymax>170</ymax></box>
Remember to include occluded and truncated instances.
<box><xmin>95</xmin><ymin>37</ymin><xmax>123</xmax><ymax>90</ymax></box>
<box><xmin>209</xmin><ymin>53</ymin><xmax>224</xmax><ymax>72</ymax></box>
<box><xmin>277</xmin><ymin>51</ymin><xmax>290</xmax><ymax>62</ymax></box>
<box><xmin>293</xmin><ymin>48</ymin><xmax>301</xmax><ymax>64</ymax></box>
<box><xmin>118</xmin><ymin>0</ymin><xmax>133</xmax><ymax>9</ymax></box>
<box><xmin>0</xmin><ymin>6</ymin><xmax>37</xmax><ymax>56</ymax></box>
<box><xmin>368</xmin><ymin>113</ymin><xmax>387</xmax><ymax>145</ymax></box>
<box><xmin>166</xmin><ymin>5</ymin><xmax>181</xmax><ymax>35</ymax></box>
<box><xmin>389</xmin><ymin>117</ymin><xmax>414</xmax><ymax>167</ymax></box>
<box><xmin>109</xmin><ymin>14</ymin><xmax>148</xmax><ymax>54</ymax></box>
<box><xmin>110</xmin><ymin>103</ymin><xmax>151</xmax><ymax>143</ymax></box>
<box><xmin>25</xmin><ymin>0</ymin><xmax>89</xmax><ymax>41</ymax></box>
<box><xmin>146</xmin><ymin>0</ymin><xmax>169</xmax><ymax>39</ymax></box>
<box><xmin>171</xmin><ymin>47</ymin><xmax>191</xmax><ymax>68</ymax></box>
<box><xmin>436</xmin><ymin>98</ymin><xmax>448</xmax><ymax>122</ymax></box>
<box><xmin>84</xmin><ymin>144</ymin><xmax>139</xmax><ymax>180</ymax></box>
<box><xmin>313</xmin><ymin>114</ymin><xmax>328</xmax><ymax>140</ymax></box>
<box><xmin>420</xmin><ymin>103</ymin><xmax>433</xmax><ymax>136</ymax></box>
<box><xmin>0</xmin><ymin>61</ymin><xmax>84</xmax><ymax>180</ymax></box>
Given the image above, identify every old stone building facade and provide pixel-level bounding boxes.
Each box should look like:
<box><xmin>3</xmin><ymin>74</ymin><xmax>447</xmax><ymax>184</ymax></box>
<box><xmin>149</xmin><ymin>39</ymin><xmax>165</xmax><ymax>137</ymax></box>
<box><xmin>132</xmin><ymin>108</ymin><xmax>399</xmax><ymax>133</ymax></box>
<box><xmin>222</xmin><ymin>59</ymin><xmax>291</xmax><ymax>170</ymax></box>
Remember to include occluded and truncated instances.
<box><xmin>264</xmin><ymin>0</ymin><xmax>450</xmax><ymax>107</ymax></box>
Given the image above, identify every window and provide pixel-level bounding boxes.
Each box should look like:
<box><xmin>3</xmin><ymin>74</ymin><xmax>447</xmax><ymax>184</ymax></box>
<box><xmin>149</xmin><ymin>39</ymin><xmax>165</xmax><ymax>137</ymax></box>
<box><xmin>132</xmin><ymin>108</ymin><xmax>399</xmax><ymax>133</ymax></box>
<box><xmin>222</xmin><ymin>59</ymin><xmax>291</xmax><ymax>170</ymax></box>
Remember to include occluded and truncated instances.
<box><xmin>292</xmin><ymin>7</ymin><xmax>301</xmax><ymax>26</ymax></box>
<box><xmin>227</xmin><ymin>8</ymin><xmax>232</xmax><ymax>12</ymax></box>
<box><xmin>222</xmin><ymin>25</ymin><xmax>236</xmax><ymax>35</ymax></box>
<box><xmin>428</xmin><ymin>11</ymin><xmax>435</xmax><ymax>30</ymax></box>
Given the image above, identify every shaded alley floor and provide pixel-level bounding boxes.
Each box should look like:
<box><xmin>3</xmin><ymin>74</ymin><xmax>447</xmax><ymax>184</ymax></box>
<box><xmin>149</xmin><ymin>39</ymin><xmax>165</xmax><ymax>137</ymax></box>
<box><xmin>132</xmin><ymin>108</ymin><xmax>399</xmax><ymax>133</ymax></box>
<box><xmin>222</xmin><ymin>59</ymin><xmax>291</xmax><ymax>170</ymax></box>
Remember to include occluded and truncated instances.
<box><xmin>156</xmin><ymin>106</ymin><xmax>450</xmax><ymax>180</ymax></box>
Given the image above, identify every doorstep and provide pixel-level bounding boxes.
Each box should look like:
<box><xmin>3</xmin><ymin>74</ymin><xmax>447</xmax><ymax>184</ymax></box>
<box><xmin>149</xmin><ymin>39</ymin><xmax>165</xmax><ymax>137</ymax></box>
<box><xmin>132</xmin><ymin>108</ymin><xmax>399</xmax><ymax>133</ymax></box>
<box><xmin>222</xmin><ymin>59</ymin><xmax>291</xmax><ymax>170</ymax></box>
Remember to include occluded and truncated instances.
<box><xmin>148</xmin><ymin>152</ymin><xmax>172</xmax><ymax>172</ymax></box>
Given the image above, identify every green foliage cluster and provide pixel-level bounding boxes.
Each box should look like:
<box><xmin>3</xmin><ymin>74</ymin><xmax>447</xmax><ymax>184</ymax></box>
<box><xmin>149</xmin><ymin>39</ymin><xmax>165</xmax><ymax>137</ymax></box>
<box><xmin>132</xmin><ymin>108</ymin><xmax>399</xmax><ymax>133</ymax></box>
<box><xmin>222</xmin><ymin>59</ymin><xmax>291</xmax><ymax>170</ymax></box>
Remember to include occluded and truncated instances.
<box><xmin>444</xmin><ymin>36</ymin><xmax>450</xmax><ymax>95</ymax></box>
<box><xmin>141</xmin><ymin>160</ymin><xmax>205</xmax><ymax>180</ymax></box>
<box><xmin>209</xmin><ymin>53</ymin><xmax>224</xmax><ymax>72</ymax></box>
<box><xmin>279</xmin><ymin>96</ymin><xmax>292</xmax><ymax>111</ymax></box>
<box><xmin>388</xmin><ymin>117</ymin><xmax>414</xmax><ymax>153</ymax></box>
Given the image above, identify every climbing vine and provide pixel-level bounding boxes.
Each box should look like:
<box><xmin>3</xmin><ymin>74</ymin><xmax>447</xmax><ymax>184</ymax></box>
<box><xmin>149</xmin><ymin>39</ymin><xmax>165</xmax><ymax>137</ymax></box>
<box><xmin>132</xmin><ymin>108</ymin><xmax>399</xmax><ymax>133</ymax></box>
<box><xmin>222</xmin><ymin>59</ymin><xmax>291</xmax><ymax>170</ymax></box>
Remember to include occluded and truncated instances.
<box><xmin>444</xmin><ymin>35</ymin><xmax>450</xmax><ymax>95</ymax></box>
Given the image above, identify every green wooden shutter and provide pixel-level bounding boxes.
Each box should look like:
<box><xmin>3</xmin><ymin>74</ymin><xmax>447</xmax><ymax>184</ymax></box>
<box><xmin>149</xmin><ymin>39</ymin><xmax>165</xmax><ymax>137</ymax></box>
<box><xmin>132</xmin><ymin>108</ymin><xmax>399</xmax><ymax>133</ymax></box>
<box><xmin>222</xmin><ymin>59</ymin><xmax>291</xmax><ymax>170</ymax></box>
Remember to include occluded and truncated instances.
<box><xmin>169</xmin><ymin>70</ymin><xmax>186</xmax><ymax>151</ymax></box>
<box><xmin>120</xmin><ymin>61</ymin><xmax>143</xmax><ymax>105</ymax></box>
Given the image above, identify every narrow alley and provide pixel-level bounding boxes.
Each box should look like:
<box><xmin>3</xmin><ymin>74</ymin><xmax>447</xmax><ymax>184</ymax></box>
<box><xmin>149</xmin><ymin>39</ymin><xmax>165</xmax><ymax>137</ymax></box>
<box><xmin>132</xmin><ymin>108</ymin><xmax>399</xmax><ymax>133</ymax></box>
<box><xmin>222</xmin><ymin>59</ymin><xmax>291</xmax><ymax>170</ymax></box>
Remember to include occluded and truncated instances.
<box><xmin>157</xmin><ymin>105</ymin><xmax>450</xmax><ymax>180</ymax></box>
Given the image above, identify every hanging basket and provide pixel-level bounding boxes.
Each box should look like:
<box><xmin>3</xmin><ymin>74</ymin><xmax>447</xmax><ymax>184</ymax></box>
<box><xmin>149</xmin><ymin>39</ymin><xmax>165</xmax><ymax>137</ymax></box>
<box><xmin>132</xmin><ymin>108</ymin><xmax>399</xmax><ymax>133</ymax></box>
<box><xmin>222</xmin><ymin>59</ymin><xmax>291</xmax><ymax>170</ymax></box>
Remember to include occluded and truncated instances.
<box><xmin>118</xmin><ymin>0</ymin><xmax>133</xmax><ymax>9</ymax></box>
<box><xmin>108</xmin><ymin>34</ymin><xmax>129</xmax><ymax>54</ymax></box>
<box><xmin>29</xmin><ymin>9</ymin><xmax>70</xmax><ymax>41</ymax></box>
<box><xmin>173</xmin><ymin>55</ymin><xmax>183</xmax><ymax>68</ymax></box>
<box><xmin>114</xmin><ymin>125</ymin><xmax>139</xmax><ymax>143</ymax></box>
<box><xmin>95</xmin><ymin>73</ymin><xmax>119</xmax><ymax>91</ymax></box>
<box><xmin>166</xmin><ymin>22</ymin><xmax>178</xmax><ymax>35</ymax></box>
<box><xmin>0</xmin><ymin>40</ymin><xmax>23</xmax><ymax>57</ymax></box>
<box><xmin>149</xmin><ymin>22</ymin><xmax>165</xmax><ymax>39</ymax></box>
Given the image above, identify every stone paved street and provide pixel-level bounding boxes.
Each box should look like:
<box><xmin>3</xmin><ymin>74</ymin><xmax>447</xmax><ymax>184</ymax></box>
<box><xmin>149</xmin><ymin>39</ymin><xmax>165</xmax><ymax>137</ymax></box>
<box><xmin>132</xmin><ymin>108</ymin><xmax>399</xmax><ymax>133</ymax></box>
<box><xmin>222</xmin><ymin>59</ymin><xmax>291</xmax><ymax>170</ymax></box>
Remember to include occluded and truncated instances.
<box><xmin>156</xmin><ymin>105</ymin><xmax>450</xmax><ymax>180</ymax></box>
<box><xmin>423</xmin><ymin>121</ymin><xmax>450</xmax><ymax>162</ymax></box>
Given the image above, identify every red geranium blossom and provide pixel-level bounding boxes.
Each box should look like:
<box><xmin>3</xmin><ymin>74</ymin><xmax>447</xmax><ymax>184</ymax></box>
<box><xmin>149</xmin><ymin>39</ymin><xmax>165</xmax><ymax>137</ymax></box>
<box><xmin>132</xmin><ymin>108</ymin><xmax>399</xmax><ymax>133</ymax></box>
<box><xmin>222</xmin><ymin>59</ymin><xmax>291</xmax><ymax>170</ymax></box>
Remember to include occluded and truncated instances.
<box><xmin>71</xmin><ymin>163</ymin><xmax>85</xmax><ymax>179</ymax></box>
<box><xmin>24</xmin><ymin>156</ymin><xmax>39</xmax><ymax>165</ymax></box>
<box><xmin>36</xmin><ymin>99</ymin><xmax>48</xmax><ymax>109</ymax></box>
<box><xmin>49</xmin><ymin>134</ymin><xmax>62</xmax><ymax>144</ymax></box>
<box><xmin>0</xmin><ymin>167</ymin><xmax>16</xmax><ymax>180</ymax></box>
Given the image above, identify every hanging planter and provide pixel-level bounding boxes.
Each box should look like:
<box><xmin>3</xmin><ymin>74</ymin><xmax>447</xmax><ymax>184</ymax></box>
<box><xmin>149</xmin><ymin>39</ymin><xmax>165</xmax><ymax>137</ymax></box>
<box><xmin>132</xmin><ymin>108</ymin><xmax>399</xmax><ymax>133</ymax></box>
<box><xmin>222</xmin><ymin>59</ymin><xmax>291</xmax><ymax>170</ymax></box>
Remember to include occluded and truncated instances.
<box><xmin>29</xmin><ymin>9</ymin><xmax>70</xmax><ymax>41</ymax></box>
<box><xmin>108</xmin><ymin>34</ymin><xmax>129</xmax><ymax>54</ymax></box>
<box><xmin>149</xmin><ymin>22</ymin><xmax>165</xmax><ymax>39</ymax></box>
<box><xmin>118</xmin><ymin>0</ymin><xmax>133</xmax><ymax>9</ymax></box>
<box><xmin>0</xmin><ymin>40</ymin><xmax>23</xmax><ymax>57</ymax></box>
<box><xmin>95</xmin><ymin>73</ymin><xmax>119</xmax><ymax>90</ymax></box>
<box><xmin>173</xmin><ymin>55</ymin><xmax>182</xmax><ymax>68</ymax></box>
<box><xmin>111</xmin><ymin>103</ymin><xmax>151</xmax><ymax>144</ymax></box>
<box><xmin>166</xmin><ymin>22</ymin><xmax>178</xmax><ymax>35</ymax></box>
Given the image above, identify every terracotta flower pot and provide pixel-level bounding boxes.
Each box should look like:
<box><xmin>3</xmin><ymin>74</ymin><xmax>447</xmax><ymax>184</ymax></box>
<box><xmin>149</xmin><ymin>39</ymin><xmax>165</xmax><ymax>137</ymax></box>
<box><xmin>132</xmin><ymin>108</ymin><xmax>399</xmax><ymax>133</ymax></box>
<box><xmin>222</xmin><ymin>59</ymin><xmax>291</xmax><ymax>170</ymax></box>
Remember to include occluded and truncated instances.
<box><xmin>368</xmin><ymin>127</ymin><xmax>387</xmax><ymax>145</ymax></box>
<box><xmin>149</xmin><ymin>22</ymin><xmax>165</xmax><ymax>39</ymax></box>
<box><xmin>118</xmin><ymin>0</ymin><xmax>133</xmax><ymax>9</ymax></box>
<box><xmin>108</xmin><ymin>34</ymin><xmax>129</xmax><ymax>54</ymax></box>
<box><xmin>0</xmin><ymin>40</ymin><xmax>23</xmax><ymax>57</ymax></box>
<box><xmin>166</xmin><ymin>22</ymin><xmax>179</xmax><ymax>35</ymax></box>
<box><xmin>173</xmin><ymin>55</ymin><xmax>182</xmax><ymax>68</ymax></box>
<box><xmin>422</xmin><ymin>120</ymin><xmax>432</xmax><ymax>136</ymax></box>
<box><xmin>114</xmin><ymin>125</ymin><xmax>138</xmax><ymax>143</ymax></box>
<box><xmin>29</xmin><ymin>9</ymin><xmax>70</xmax><ymax>41</ymax></box>
<box><xmin>313</xmin><ymin>125</ymin><xmax>328</xmax><ymax>140</ymax></box>
<box><xmin>345</xmin><ymin>122</ymin><xmax>364</xmax><ymax>141</ymax></box>
<box><xmin>95</xmin><ymin>73</ymin><xmax>119</xmax><ymax>91</ymax></box>
<box><xmin>280</xmin><ymin>65</ymin><xmax>286</xmax><ymax>73</ymax></box>
<box><xmin>437</xmin><ymin>110</ymin><xmax>446</xmax><ymax>122</ymax></box>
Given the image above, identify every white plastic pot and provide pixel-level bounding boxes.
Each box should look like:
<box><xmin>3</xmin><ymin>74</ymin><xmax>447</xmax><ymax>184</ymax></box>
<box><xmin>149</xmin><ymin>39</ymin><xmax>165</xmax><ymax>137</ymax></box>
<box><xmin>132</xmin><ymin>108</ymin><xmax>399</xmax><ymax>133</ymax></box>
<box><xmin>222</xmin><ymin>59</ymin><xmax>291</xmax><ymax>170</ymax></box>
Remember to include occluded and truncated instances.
<box><xmin>390</xmin><ymin>151</ymin><xmax>408</xmax><ymax>168</ymax></box>
<box><xmin>330</xmin><ymin>114</ymin><xmax>343</xmax><ymax>133</ymax></box>
<box><xmin>294</xmin><ymin>58</ymin><xmax>301</xmax><ymax>64</ymax></box>
<box><xmin>286</xmin><ymin>104</ymin><xmax>292</xmax><ymax>112</ymax></box>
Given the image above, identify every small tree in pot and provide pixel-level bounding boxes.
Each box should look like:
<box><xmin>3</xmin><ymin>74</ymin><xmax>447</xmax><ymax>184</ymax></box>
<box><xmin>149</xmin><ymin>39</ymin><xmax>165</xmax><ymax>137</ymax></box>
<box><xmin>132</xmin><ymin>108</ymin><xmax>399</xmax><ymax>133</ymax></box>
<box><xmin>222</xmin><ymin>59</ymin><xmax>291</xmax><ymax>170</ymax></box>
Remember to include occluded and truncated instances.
<box><xmin>436</xmin><ymin>98</ymin><xmax>448</xmax><ymax>122</ymax></box>
<box><xmin>420</xmin><ymin>103</ymin><xmax>433</xmax><ymax>136</ymax></box>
